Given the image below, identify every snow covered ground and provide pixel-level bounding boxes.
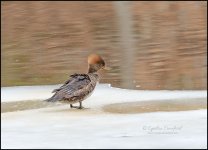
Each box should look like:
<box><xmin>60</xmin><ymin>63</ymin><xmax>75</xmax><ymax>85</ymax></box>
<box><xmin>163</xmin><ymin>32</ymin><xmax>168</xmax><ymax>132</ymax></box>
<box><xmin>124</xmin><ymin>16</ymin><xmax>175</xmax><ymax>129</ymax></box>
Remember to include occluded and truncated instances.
<box><xmin>1</xmin><ymin>84</ymin><xmax>207</xmax><ymax>149</ymax></box>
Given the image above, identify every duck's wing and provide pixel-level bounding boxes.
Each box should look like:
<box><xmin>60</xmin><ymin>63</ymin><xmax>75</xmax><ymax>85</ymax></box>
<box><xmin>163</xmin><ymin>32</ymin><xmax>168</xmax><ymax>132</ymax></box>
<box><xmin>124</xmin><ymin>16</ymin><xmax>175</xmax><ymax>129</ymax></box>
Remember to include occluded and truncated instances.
<box><xmin>53</xmin><ymin>73</ymin><xmax>91</xmax><ymax>93</ymax></box>
<box><xmin>46</xmin><ymin>74</ymin><xmax>91</xmax><ymax>102</ymax></box>
<box><xmin>52</xmin><ymin>76</ymin><xmax>74</xmax><ymax>93</ymax></box>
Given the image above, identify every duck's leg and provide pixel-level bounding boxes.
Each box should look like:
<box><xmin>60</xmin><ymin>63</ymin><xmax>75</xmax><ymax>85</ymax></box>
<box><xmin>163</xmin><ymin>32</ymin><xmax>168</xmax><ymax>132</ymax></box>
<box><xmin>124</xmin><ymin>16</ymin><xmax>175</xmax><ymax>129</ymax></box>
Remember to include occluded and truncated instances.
<box><xmin>70</xmin><ymin>104</ymin><xmax>78</xmax><ymax>109</ymax></box>
<box><xmin>70</xmin><ymin>103</ymin><xmax>83</xmax><ymax>109</ymax></box>
<box><xmin>78</xmin><ymin>101</ymin><xmax>84</xmax><ymax>109</ymax></box>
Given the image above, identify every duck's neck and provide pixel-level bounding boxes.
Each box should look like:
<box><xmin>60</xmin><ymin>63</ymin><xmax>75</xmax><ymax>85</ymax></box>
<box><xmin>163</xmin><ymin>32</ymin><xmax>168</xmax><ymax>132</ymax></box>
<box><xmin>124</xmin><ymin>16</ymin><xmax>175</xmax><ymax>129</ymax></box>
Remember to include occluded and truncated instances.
<box><xmin>88</xmin><ymin>65</ymin><xmax>97</xmax><ymax>73</ymax></box>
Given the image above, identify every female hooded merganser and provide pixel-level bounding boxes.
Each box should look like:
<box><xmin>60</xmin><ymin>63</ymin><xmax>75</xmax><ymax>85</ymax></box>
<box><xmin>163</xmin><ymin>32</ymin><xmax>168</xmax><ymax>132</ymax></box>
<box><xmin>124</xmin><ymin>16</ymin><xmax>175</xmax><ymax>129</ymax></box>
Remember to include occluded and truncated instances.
<box><xmin>45</xmin><ymin>54</ymin><xmax>109</xmax><ymax>109</ymax></box>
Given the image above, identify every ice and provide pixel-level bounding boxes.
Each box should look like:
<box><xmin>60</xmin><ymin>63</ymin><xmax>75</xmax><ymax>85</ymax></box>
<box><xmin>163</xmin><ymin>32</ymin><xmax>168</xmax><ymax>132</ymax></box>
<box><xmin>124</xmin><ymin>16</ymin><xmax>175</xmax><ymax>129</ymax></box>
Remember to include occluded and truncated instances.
<box><xmin>1</xmin><ymin>84</ymin><xmax>206</xmax><ymax>104</ymax></box>
<box><xmin>1</xmin><ymin>84</ymin><xmax>207</xmax><ymax>149</ymax></box>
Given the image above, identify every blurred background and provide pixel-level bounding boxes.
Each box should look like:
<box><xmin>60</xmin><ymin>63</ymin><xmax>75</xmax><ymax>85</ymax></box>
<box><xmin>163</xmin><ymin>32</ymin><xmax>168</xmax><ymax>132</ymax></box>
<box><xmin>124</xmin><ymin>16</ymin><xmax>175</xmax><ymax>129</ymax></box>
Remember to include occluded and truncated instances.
<box><xmin>1</xmin><ymin>1</ymin><xmax>207</xmax><ymax>90</ymax></box>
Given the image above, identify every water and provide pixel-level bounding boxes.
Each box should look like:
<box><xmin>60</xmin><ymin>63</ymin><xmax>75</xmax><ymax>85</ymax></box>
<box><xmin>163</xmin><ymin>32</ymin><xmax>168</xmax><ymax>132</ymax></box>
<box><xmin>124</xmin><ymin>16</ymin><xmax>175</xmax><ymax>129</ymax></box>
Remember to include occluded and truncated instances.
<box><xmin>2</xmin><ymin>1</ymin><xmax>207</xmax><ymax>90</ymax></box>
<box><xmin>103</xmin><ymin>98</ymin><xmax>207</xmax><ymax>114</ymax></box>
<box><xmin>1</xmin><ymin>100</ymin><xmax>57</xmax><ymax>113</ymax></box>
<box><xmin>2</xmin><ymin>98</ymin><xmax>207</xmax><ymax>113</ymax></box>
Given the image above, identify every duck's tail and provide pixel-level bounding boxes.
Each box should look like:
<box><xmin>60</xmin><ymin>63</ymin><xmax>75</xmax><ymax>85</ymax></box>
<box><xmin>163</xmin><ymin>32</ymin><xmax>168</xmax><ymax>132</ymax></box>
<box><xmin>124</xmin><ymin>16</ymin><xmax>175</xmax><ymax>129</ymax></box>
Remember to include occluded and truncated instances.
<box><xmin>44</xmin><ymin>94</ymin><xmax>61</xmax><ymax>102</ymax></box>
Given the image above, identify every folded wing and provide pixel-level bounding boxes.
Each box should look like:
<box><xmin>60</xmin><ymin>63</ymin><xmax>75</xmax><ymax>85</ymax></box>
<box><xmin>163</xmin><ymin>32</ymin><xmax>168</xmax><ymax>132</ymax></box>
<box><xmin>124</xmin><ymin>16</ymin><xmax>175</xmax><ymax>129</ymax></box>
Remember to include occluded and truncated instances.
<box><xmin>46</xmin><ymin>74</ymin><xmax>91</xmax><ymax>102</ymax></box>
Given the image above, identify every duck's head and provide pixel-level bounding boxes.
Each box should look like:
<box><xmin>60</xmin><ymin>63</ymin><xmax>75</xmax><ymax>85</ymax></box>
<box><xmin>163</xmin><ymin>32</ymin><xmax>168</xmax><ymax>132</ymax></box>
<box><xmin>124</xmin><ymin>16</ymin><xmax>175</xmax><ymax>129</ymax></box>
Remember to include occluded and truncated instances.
<box><xmin>88</xmin><ymin>54</ymin><xmax>110</xmax><ymax>73</ymax></box>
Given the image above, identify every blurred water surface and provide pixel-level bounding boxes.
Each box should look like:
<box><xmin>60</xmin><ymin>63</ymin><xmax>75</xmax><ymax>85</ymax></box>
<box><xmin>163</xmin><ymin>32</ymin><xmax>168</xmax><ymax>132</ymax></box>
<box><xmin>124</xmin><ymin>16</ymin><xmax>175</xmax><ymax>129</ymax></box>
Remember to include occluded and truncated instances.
<box><xmin>2</xmin><ymin>1</ymin><xmax>207</xmax><ymax>90</ymax></box>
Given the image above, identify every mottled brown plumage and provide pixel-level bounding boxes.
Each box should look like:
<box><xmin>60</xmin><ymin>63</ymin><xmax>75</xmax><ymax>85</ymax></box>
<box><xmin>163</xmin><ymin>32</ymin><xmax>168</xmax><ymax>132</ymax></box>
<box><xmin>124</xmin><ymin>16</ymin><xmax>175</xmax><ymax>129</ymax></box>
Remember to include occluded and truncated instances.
<box><xmin>45</xmin><ymin>54</ymin><xmax>107</xmax><ymax>109</ymax></box>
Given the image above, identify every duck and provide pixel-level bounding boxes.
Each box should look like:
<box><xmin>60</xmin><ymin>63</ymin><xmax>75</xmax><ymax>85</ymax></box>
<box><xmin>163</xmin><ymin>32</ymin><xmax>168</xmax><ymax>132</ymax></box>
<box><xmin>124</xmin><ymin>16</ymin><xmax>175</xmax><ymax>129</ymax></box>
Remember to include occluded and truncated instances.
<box><xmin>45</xmin><ymin>54</ymin><xmax>109</xmax><ymax>109</ymax></box>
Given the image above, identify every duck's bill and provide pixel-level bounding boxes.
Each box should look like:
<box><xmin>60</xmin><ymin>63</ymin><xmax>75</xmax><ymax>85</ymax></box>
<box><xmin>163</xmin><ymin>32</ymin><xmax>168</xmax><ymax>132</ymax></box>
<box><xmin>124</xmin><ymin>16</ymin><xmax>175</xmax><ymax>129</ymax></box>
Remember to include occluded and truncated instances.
<box><xmin>103</xmin><ymin>66</ymin><xmax>112</xmax><ymax>70</ymax></box>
